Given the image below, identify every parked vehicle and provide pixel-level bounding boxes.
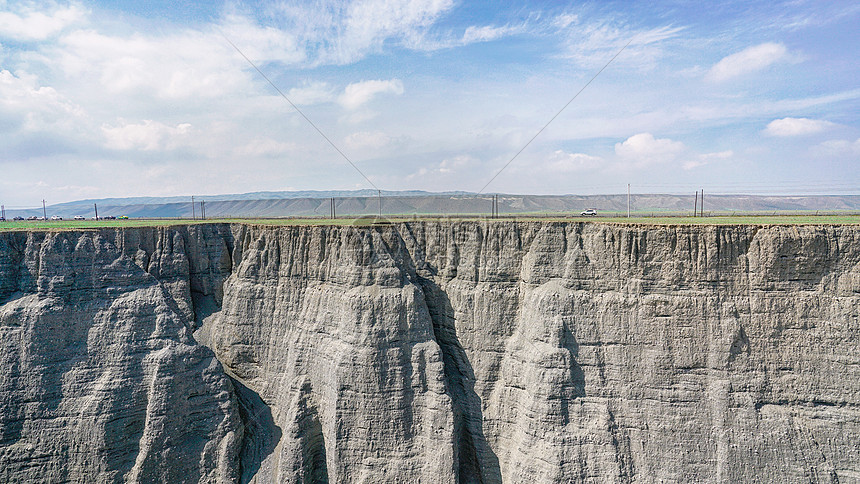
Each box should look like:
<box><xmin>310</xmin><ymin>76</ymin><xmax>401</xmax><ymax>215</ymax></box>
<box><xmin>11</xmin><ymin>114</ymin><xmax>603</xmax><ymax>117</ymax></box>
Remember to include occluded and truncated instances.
<box><xmin>580</xmin><ymin>209</ymin><xmax>598</xmax><ymax>216</ymax></box>
<box><xmin>13</xmin><ymin>216</ymin><xmax>24</xmax><ymax>221</ymax></box>
<box><xmin>118</xmin><ymin>215</ymin><xmax>129</xmax><ymax>220</ymax></box>
<box><xmin>102</xmin><ymin>216</ymin><xmax>116</xmax><ymax>220</ymax></box>
<box><xmin>0</xmin><ymin>217</ymin><xmax>4</xmax><ymax>222</ymax></box>
<box><xmin>74</xmin><ymin>215</ymin><xmax>85</xmax><ymax>220</ymax></box>
<box><xmin>27</xmin><ymin>216</ymin><xmax>38</xmax><ymax>221</ymax></box>
<box><xmin>50</xmin><ymin>215</ymin><xmax>63</xmax><ymax>221</ymax></box>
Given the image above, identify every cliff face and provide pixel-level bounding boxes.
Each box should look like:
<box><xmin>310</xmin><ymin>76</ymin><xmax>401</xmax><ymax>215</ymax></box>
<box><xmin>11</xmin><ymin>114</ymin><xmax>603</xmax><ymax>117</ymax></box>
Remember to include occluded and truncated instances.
<box><xmin>0</xmin><ymin>227</ymin><xmax>240</xmax><ymax>483</ymax></box>
<box><xmin>397</xmin><ymin>222</ymin><xmax>860</xmax><ymax>483</ymax></box>
<box><xmin>200</xmin><ymin>225</ymin><xmax>456</xmax><ymax>483</ymax></box>
<box><xmin>1</xmin><ymin>222</ymin><xmax>859</xmax><ymax>483</ymax></box>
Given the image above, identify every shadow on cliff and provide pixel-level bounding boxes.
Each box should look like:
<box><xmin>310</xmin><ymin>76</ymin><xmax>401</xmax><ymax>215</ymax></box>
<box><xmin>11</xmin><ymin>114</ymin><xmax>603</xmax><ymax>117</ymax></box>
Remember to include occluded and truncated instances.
<box><xmin>230</xmin><ymin>377</ymin><xmax>283</xmax><ymax>484</ymax></box>
<box><xmin>419</xmin><ymin>277</ymin><xmax>502</xmax><ymax>484</ymax></box>
<box><xmin>559</xmin><ymin>320</ymin><xmax>586</xmax><ymax>427</ymax></box>
<box><xmin>561</xmin><ymin>321</ymin><xmax>586</xmax><ymax>399</ymax></box>
<box><xmin>0</xmin><ymin>232</ymin><xmax>29</xmax><ymax>306</ymax></box>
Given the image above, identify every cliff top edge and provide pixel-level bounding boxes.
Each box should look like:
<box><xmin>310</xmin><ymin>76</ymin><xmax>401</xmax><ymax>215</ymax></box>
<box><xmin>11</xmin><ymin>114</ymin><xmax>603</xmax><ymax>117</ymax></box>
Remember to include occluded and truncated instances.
<box><xmin>1</xmin><ymin>215</ymin><xmax>860</xmax><ymax>233</ymax></box>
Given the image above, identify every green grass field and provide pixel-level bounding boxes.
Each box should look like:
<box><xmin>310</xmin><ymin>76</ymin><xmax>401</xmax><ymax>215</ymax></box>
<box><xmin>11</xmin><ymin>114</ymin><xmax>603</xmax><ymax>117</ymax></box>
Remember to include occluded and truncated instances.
<box><xmin>1</xmin><ymin>214</ymin><xmax>859</xmax><ymax>232</ymax></box>
<box><xmin>583</xmin><ymin>215</ymin><xmax>860</xmax><ymax>225</ymax></box>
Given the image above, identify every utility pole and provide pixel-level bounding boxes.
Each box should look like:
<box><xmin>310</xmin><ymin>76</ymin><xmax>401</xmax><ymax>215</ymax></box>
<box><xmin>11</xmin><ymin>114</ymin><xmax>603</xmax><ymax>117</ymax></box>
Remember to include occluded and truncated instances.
<box><xmin>627</xmin><ymin>184</ymin><xmax>630</xmax><ymax>218</ymax></box>
<box><xmin>94</xmin><ymin>203</ymin><xmax>99</xmax><ymax>220</ymax></box>
<box><xmin>1</xmin><ymin>205</ymin><xmax>5</xmax><ymax>220</ymax></box>
<box><xmin>694</xmin><ymin>191</ymin><xmax>698</xmax><ymax>217</ymax></box>
<box><xmin>700</xmin><ymin>189</ymin><xmax>704</xmax><ymax>217</ymax></box>
<box><xmin>191</xmin><ymin>196</ymin><xmax>195</xmax><ymax>220</ymax></box>
<box><xmin>42</xmin><ymin>200</ymin><xmax>47</xmax><ymax>220</ymax></box>
<box><xmin>377</xmin><ymin>190</ymin><xmax>382</xmax><ymax>218</ymax></box>
<box><xmin>201</xmin><ymin>200</ymin><xmax>205</xmax><ymax>220</ymax></box>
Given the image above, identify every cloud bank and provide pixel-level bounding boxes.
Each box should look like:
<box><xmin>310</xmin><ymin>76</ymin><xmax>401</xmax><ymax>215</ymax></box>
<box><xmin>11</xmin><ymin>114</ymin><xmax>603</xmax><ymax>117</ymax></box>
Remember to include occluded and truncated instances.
<box><xmin>764</xmin><ymin>117</ymin><xmax>835</xmax><ymax>136</ymax></box>
<box><xmin>707</xmin><ymin>42</ymin><xmax>788</xmax><ymax>82</ymax></box>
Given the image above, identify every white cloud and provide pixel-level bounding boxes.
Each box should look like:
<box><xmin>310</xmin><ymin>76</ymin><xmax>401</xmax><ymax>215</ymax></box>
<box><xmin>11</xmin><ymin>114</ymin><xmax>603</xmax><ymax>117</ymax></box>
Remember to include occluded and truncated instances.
<box><xmin>339</xmin><ymin>79</ymin><xmax>404</xmax><ymax>110</ymax></box>
<box><xmin>438</xmin><ymin>154</ymin><xmax>472</xmax><ymax>173</ymax></box>
<box><xmin>812</xmin><ymin>138</ymin><xmax>860</xmax><ymax>156</ymax></box>
<box><xmin>558</xmin><ymin>23</ymin><xmax>684</xmax><ymax>68</ymax></box>
<box><xmin>339</xmin><ymin>0</ymin><xmax>455</xmax><ymax>56</ymax></box>
<box><xmin>700</xmin><ymin>150</ymin><xmax>733</xmax><ymax>160</ymax></box>
<box><xmin>55</xmin><ymin>29</ymin><xmax>252</xmax><ymax>100</ymax></box>
<box><xmin>764</xmin><ymin>117</ymin><xmax>835</xmax><ymax>136</ymax></box>
<box><xmin>545</xmin><ymin>150</ymin><xmax>602</xmax><ymax>172</ymax></box>
<box><xmin>343</xmin><ymin>130</ymin><xmax>391</xmax><ymax>151</ymax></box>
<box><xmin>772</xmin><ymin>88</ymin><xmax>860</xmax><ymax>112</ymax></box>
<box><xmin>615</xmin><ymin>133</ymin><xmax>684</xmax><ymax>166</ymax></box>
<box><xmin>219</xmin><ymin>14</ymin><xmax>305</xmax><ymax>64</ymax></box>
<box><xmin>234</xmin><ymin>137</ymin><xmax>296</xmax><ymax>157</ymax></box>
<box><xmin>0</xmin><ymin>4</ymin><xmax>85</xmax><ymax>41</ymax></box>
<box><xmin>682</xmin><ymin>160</ymin><xmax>706</xmax><ymax>170</ymax></box>
<box><xmin>339</xmin><ymin>110</ymin><xmax>379</xmax><ymax>125</ymax></box>
<box><xmin>402</xmin><ymin>21</ymin><xmax>526</xmax><ymax>51</ymax></box>
<box><xmin>462</xmin><ymin>24</ymin><xmax>519</xmax><ymax>44</ymax></box>
<box><xmin>407</xmin><ymin>154</ymin><xmax>475</xmax><ymax>180</ymax></box>
<box><xmin>287</xmin><ymin>82</ymin><xmax>335</xmax><ymax>105</ymax></box>
<box><xmin>101</xmin><ymin>120</ymin><xmax>192</xmax><ymax>151</ymax></box>
<box><xmin>0</xmin><ymin>69</ymin><xmax>83</xmax><ymax>133</ymax></box>
<box><xmin>552</xmin><ymin>14</ymin><xmax>578</xmax><ymax>30</ymax></box>
<box><xmin>683</xmin><ymin>150</ymin><xmax>733</xmax><ymax>170</ymax></box>
<box><xmin>707</xmin><ymin>42</ymin><xmax>789</xmax><ymax>82</ymax></box>
<box><xmin>259</xmin><ymin>0</ymin><xmax>455</xmax><ymax>64</ymax></box>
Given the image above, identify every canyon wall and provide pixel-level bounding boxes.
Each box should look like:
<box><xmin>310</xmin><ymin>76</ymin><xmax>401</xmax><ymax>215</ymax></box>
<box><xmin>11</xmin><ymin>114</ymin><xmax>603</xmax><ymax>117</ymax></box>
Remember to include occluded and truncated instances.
<box><xmin>0</xmin><ymin>227</ymin><xmax>240</xmax><ymax>483</ymax></box>
<box><xmin>1</xmin><ymin>222</ymin><xmax>858</xmax><ymax>482</ymax></box>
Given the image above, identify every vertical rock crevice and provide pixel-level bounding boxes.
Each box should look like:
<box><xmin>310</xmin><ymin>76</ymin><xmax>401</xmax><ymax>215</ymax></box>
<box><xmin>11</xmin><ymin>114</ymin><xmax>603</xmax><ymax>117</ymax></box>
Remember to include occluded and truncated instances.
<box><xmin>289</xmin><ymin>380</ymin><xmax>329</xmax><ymax>484</ymax></box>
<box><xmin>231</xmin><ymin>376</ymin><xmax>283</xmax><ymax>484</ymax></box>
<box><xmin>419</xmin><ymin>276</ymin><xmax>502</xmax><ymax>484</ymax></box>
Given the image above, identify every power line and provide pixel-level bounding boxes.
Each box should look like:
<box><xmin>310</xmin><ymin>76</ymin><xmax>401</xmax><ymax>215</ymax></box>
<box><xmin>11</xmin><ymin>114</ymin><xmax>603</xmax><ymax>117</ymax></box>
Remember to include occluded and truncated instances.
<box><xmin>478</xmin><ymin>37</ymin><xmax>635</xmax><ymax>194</ymax></box>
<box><xmin>221</xmin><ymin>32</ymin><xmax>379</xmax><ymax>192</ymax></box>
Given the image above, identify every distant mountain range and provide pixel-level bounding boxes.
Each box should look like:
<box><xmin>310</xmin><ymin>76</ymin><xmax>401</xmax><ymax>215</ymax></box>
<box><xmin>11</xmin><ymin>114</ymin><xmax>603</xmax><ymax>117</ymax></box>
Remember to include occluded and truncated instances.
<box><xmin>5</xmin><ymin>191</ymin><xmax>860</xmax><ymax>219</ymax></box>
<box><xmin>48</xmin><ymin>190</ymin><xmax>472</xmax><ymax>207</ymax></box>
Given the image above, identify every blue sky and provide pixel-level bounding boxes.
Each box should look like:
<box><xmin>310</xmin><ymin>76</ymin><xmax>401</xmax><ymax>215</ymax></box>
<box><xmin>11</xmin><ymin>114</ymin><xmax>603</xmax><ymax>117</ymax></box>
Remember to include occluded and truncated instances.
<box><xmin>1</xmin><ymin>0</ymin><xmax>858</xmax><ymax>207</ymax></box>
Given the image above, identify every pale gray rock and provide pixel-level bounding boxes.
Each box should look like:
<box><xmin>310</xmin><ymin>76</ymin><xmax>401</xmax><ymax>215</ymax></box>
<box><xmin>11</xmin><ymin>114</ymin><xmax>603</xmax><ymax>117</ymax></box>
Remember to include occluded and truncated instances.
<box><xmin>200</xmin><ymin>225</ymin><xmax>457</xmax><ymax>483</ymax></box>
<box><xmin>0</xmin><ymin>227</ymin><xmax>241</xmax><ymax>483</ymax></box>
<box><xmin>396</xmin><ymin>222</ymin><xmax>860</xmax><ymax>483</ymax></box>
<box><xmin>2</xmin><ymin>221</ymin><xmax>859</xmax><ymax>483</ymax></box>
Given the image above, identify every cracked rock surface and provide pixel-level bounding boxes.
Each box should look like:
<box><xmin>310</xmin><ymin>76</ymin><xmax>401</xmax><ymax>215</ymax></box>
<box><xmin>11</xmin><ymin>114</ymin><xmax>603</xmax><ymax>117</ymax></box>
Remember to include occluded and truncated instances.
<box><xmin>2</xmin><ymin>222</ymin><xmax>859</xmax><ymax>483</ymax></box>
<box><xmin>0</xmin><ymin>227</ymin><xmax>241</xmax><ymax>483</ymax></box>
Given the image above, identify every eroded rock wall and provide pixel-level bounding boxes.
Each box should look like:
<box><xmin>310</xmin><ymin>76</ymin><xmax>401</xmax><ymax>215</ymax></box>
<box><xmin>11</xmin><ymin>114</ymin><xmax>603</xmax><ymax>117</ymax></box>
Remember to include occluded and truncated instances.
<box><xmin>204</xmin><ymin>221</ymin><xmax>860</xmax><ymax>483</ymax></box>
<box><xmin>397</xmin><ymin>222</ymin><xmax>860</xmax><ymax>483</ymax></box>
<box><xmin>2</xmin><ymin>221</ymin><xmax>859</xmax><ymax>483</ymax></box>
<box><xmin>0</xmin><ymin>226</ymin><xmax>240</xmax><ymax>483</ymax></box>
<box><xmin>199</xmin><ymin>225</ymin><xmax>456</xmax><ymax>483</ymax></box>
